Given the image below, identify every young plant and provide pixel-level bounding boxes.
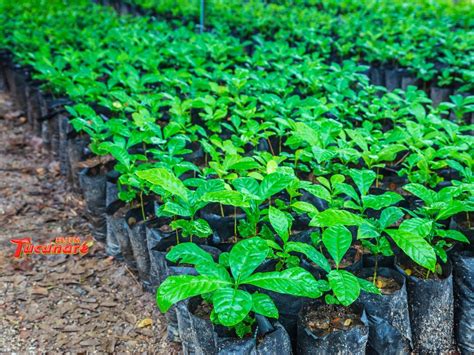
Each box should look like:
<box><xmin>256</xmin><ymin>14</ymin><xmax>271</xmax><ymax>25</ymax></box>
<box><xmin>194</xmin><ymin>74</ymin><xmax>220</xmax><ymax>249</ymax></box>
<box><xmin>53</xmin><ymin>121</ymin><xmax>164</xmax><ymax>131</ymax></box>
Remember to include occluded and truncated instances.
<box><xmin>267</xmin><ymin>206</ymin><xmax>331</xmax><ymax>272</ymax></box>
<box><xmin>136</xmin><ymin>168</ymin><xmax>223</xmax><ymax>240</ymax></box>
<box><xmin>157</xmin><ymin>238</ymin><xmax>327</xmax><ymax>337</ymax></box>
<box><xmin>357</xmin><ymin>207</ymin><xmax>404</xmax><ymax>283</ymax></box>
<box><xmin>341</xmin><ymin>169</ymin><xmax>403</xmax><ymax>215</ymax></box>
<box><xmin>386</xmin><ymin>183</ymin><xmax>472</xmax><ymax>277</ymax></box>
<box><xmin>320</xmin><ymin>224</ymin><xmax>381</xmax><ymax>306</ymax></box>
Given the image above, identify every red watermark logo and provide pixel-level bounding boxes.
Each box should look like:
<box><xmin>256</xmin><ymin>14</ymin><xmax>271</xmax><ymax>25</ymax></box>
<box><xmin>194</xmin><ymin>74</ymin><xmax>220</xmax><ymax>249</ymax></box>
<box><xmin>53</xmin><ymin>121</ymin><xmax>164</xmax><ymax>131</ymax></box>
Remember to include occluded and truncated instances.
<box><xmin>10</xmin><ymin>237</ymin><xmax>90</xmax><ymax>258</ymax></box>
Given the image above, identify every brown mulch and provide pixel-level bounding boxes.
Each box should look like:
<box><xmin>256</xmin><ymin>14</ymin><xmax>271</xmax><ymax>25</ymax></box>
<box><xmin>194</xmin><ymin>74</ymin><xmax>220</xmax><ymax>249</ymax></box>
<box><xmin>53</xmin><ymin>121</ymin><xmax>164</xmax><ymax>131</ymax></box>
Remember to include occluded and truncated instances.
<box><xmin>0</xmin><ymin>91</ymin><xmax>179</xmax><ymax>353</ymax></box>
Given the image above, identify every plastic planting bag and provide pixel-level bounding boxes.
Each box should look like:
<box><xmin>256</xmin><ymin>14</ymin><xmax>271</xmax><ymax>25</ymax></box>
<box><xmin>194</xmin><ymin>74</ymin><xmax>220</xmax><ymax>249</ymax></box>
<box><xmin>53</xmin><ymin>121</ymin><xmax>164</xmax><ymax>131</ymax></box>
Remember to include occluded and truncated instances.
<box><xmin>452</xmin><ymin>250</ymin><xmax>474</xmax><ymax>354</ymax></box>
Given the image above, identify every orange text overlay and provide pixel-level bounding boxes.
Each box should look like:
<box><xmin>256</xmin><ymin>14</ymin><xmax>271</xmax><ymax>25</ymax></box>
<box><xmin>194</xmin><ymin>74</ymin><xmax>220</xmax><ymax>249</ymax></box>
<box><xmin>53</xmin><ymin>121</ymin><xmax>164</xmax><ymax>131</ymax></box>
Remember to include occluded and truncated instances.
<box><xmin>10</xmin><ymin>237</ymin><xmax>90</xmax><ymax>258</ymax></box>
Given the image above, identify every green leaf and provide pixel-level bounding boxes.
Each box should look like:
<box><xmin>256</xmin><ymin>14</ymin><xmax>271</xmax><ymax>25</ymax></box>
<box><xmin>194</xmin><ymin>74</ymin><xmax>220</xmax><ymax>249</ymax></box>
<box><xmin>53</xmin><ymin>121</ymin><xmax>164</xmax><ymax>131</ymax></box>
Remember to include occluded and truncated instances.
<box><xmin>157</xmin><ymin>275</ymin><xmax>232</xmax><ymax>312</ymax></box>
<box><xmin>137</xmin><ymin>168</ymin><xmax>188</xmax><ymax>202</ymax></box>
<box><xmin>291</xmin><ymin>201</ymin><xmax>319</xmax><ymax>215</ymax></box>
<box><xmin>410</xmin><ymin>103</ymin><xmax>426</xmax><ymax>121</ymax></box>
<box><xmin>233</xmin><ymin>177</ymin><xmax>259</xmax><ymax>196</ymax></box>
<box><xmin>310</xmin><ymin>209</ymin><xmax>365</xmax><ymax>227</ymax></box>
<box><xmin>251</xmin><ymin>293</ymin><xmax>278</xmax><ymax>319</ymax></box>
<box><xmin>334</xmin><ymin>182</ymin><xmax>360</xmax><ymax>203</ymax></box>
<box><xmin>285</xmin><ymin>241</ymin><xmax>331</xmax><ymax>273</ymax></box>
<box><xmin>349</xmin><ymin>169</ymin><xmax>376</xmax><ymax>196</ymax></box>
<box><xmin>322</xmin><ymin>225</ymin><xmax>353</xmax><ymax>268</ymax></box>
<box><xmin>201</xmin><ymin>190</ymin><xmax>250</xmax><ymax>208</ymax></box>
<box><xmin>357</xmin><ymin>277</ymin><xmax>381</xmax><ymax>295</ymax></box>
<box><xmin>403</xmin><ymin>183</ymin><xmax>436</xmax><ymax>204</ymax></box>
<box><xmin>166</xmin><ymin>243</ymin><xmax>214</xmax><ymax>266</ymax></box>
<box><xmin>269</xmin><ymin>206</ymin><xmax>290</xmax><ymax>242</ymax></box>
<box><xmin>230</xmin><ymin>238</ymin><xmax>269</xmax><ymax>283</ymax></box>
<box><xmin>438</xmin><ymin>229</ymin><xmax>469</xmax><ymax>243</ymax></box>
<box><xmin>328</xmin><ymin>270</ymin><xmax>360</xmax><ymax>306</ymax></box>
<box><xmin>196</xmin><ymin>263</ymin><xmax>232</xmax><ymax>282</ymax></box>
<box><xmin>219</xmin><ymin>252</ymin><xmax>230</xmax><ymax>267</ymax></box>
<box><xmin>162</xmin><ymin>202</ymin><xmax>192</xmax><ymax>217</ymax></box>
<box><xmin>437</xmin><ymin>200</ymin><xmax>471</xmax><ymax>220</ymax></box>
<box><xmin>243</xmin><ymin>267</ymin><xmax>323</xmax><ymax>298</ymax></box>
<box><xmin>399</xmin><ymin>218</ymin><xmax>433</xmax><ymax>238</ymax></box>
<box><xmin>386</xmin><ymin>229</ymin><xmax>436</xmax><ymax>272</ymax></box>
<box><xmin>362</xmin><ymin>192</ymin><xmax>403</xmax><ymax>210</ymax></box>
<box><xmin>357</xmin><ymin>222</ymin><xmax>380</xmax><ymax>239</ymax></box>
<box><xmin>191</xmin><ymin>219</ymin><xmax>213</xmax><ymax>238</ymax></box>
<box><xmin>194</xmin><ymin>179</ymin><xmax>226</xmax><ymax>201</ymax></box>
<box><xmin>258</xmin><ymin>172</ymin><xmax>293</xmax><ymax>200</ymax></box>
<box><xmin>302</xmin><ymin>184</ymin><xmax>331</xmax><ymax>202</ymax></box>
<box><xmin>212</xmin><ymin>288</ymin><xmax>252</xmax><ymax>327</ymax></box>
<box><xmin>379</xmin><ymin>207</ymin><xmax>404</xmax><ymax>229</ymax></box>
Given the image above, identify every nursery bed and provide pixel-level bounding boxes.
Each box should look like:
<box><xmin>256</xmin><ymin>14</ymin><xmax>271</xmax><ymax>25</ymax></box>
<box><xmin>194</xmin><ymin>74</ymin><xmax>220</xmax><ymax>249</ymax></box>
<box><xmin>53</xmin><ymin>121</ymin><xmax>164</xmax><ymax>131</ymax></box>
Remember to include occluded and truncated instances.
<box><xmin>0</xmin><ymin>91</ymin><xmax>179</xmax><ymax>353</ymax></box>
<box><xmin>0</xmin><ymin>0</ymin><xmax>472</xmax><ymax>353</ymax></box>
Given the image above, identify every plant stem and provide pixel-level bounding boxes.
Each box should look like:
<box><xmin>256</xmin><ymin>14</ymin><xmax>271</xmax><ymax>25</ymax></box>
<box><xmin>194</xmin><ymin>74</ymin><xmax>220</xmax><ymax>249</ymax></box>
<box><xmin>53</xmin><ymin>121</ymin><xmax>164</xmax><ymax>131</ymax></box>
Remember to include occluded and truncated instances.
<box><xmin>219</xmin><ymin>203</ymin><xmax>225</xmax><ymax>217</ymax></box>
<box><xmin>467</xmin><ymin>212</ymin><xmax>471</xmax><ymax>229</ymax></box>
<box><xmin>267</xmin><ymin>137</ymin><xmax>275</xmax><ymax>155</ymax></box>
<box><xmin>279</xmin><ymin>136</ymin><xmax>282</xmax><ymax>154</ymax></box>
<box><xmin>393</xmin><ymin>152</ymin><xmax>410</xmax><ymax>167</ymax></box>
<box><xmin>425</xmin><ymin>269</ymin><xmax>430</xmax><ymax>279</ymax></box>
<box><xmin>174</xmin><ymin>216</ymin><xmax>179</xmax><ymax>245</ymax></box>
<box><xmin>373</xmin><ymin>255</ymin><xmax>378</xmax><ymax>286</ymax></box>
<box><xmin>139</xmin><ymin>191</ymin><xmax>146</xmax><ymax>221</ymax></box>
<box><xmin>376</xmin><ymin>167</ymin><xmax>379</xmax><ymax>188</ymax></box>
<box><xmin>234</xmin><ymin>206</ymin><xmax>237</xmax><ymax>238</ymax></box>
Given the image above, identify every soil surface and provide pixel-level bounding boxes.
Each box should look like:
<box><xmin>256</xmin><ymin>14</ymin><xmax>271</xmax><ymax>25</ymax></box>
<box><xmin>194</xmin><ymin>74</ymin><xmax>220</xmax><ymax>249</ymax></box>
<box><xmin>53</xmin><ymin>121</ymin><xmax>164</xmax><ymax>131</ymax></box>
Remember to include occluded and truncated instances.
<box><xmin>0</xmin><ymin>91</ymin><xmax>179</xmax><ymax>353</ymax></box>
<box><xmin>366</xmin><ymin>275</ymin><xmax>401</xmax><ymax>295</ymax></box>
<box><xmin>193</xmin><ymin>299</ymin><xmax>213</xmax><ymax>319</ymax></box>
<box><xmin>302</xmin><ymin>303</ymin><xmax>363</xmax><ymax>336</ymax></box>
<box><xmin>400</xmin><ymin>259</ymin><xmax>443</xmax><ymax>280</ymax></box>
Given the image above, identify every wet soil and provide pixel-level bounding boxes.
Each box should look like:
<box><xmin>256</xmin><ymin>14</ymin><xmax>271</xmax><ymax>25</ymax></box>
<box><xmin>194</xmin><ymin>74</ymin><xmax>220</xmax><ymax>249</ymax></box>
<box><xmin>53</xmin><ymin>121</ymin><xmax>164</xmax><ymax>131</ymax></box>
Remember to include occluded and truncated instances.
<box><xmin>400</xmin><ymin>259</ymin><xmax>443</xmax><ymax>280</ymax></box>
<box><xmin>302</xmin><ymin>304</ymin><xmax>363</xmax><ymax>337</ymax></box>
<box><xmin>193</xmin><ymin>299</ymin><xmax>213</xmax><ymax>319</ymax></box>
<box><xmin>366</xmin><ymin>275</ymin><xmax>401</xmax><ymax>295</ymax></box>
<box><xmin>0</xmin><ymin>91</ymin><xmax>180</xmax><ymax>353</ymax></box>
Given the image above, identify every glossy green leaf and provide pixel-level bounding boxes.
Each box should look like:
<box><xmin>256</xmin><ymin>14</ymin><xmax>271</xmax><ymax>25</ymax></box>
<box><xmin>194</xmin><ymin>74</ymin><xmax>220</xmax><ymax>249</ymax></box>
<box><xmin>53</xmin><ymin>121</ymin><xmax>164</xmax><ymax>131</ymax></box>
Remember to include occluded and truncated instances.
<box><xmin>379</xmin><ymin>207</ymin><xmax>404</xmax><ymax>229</ymax></box>
<box><xmin>357</xmin><ymin>222</ymin><xmax>380</xmax><ymax>239</ymax></box>
<box><xmin>258</xmin><ymin>172</ymin><xmax>293</xmax><ymax>200</ymax></box>
<box><xmin>322</xmin><ymin>225</ymin><xmax>352</xmax><ymax>268</ymax></box>
<box><xmin>403</xmin><ymin>183</ymin><xmax>436</xmax><ymax>204</ymax></box>
<box><xmin>349</xmin><ymin>169</ymin><xmax>376</xmax><ymax>196</ymax></box>
<box><xmin>362</xmin><ymin>192</ymin><xmax>403</xmax><ymax>210</ymax></box>
<box><xmin>291</xmin><ymin>201</ymin><xmax>319</xmax><ymax>215</ymax></box>
<box><xmin>437</xmin><ymin>200</ymin><xmax>471</xmax><ymax>221</ymax></box>
<box><xmin>328</xmin><ymin>269</ymin><xmax>360</xmax><ymax>306</ymax></box>
<box><xmin>399</xmin><ymin>218</ymin><xmax>433</xmax><ymax>238</ymax></box>
<box><xmin>230</xmin><ymin>237</ymin><xmax>269</xmax><ymax>282</ymax></box>
<box><xmin>302</xmin><ymin>184</ymin><xmax>331</xmax><ymax>202</ymax></box>
<box><xmin>269</xmin><ymin>206</ymin><xmax>290</xmax><ymax>242</ymax></box>
<box><xmin>251</xmin><ymin>293</ymin><xmax>279</xmax><ymax>319</ymax></box>
<box><xmin>195</xmin><ymin>262</ymin><xmax>232</xmax><ymax>282</ymax></box>
<box><xmin>137</xmin><ymin>168</ymin><xmax>188</xmax><ymax>202</ymax></box>
<box><xmin>157</xmin><ymin>275</ymin><xmax>232</xmax><ymax>312</ymax></box>
<box><xmin>166</xmin><ymin>242</ymin><xmax>214</xmax><ymax>266</ymax></box>
<box><xmin>386</xmin><ymin>229</ymin><xmax>436</xmax><ymax>272</ymax></box>
<box><xmin>201</xmin><ymin>190</ymin><xmax>250</xmax><ymax>208</ymax></box>
<box><xmin>285</xmin><ymin>241</ymin><xmax>331</xmax><ymax>273</ymax></box>
<box><xmin>243</xmin><ymin>267</ymin><xmax>323</xmax><ymax>298</ymax></box>
<box><xmin>213</xmin><ymin>288</ymin><xmax>252</xmax><ymax>326</ymax></box>
<box><xmin>310</xmin><ymin>209</ymin><xmax>365</xmax><ymax>227</ymax></box>
<box><xmin>438</xmin><ymin>229</ymin><xmax>469</xmax><ymax>243</ymax></box>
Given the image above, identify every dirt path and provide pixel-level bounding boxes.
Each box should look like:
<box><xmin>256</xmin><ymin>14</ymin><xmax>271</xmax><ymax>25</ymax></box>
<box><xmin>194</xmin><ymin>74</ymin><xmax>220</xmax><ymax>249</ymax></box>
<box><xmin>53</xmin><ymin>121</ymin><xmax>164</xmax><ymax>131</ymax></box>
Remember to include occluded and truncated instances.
<box><xmin>0</xmin><ymin>91</ymin><xmax>178</xmax><ymax>353</ymax></box>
